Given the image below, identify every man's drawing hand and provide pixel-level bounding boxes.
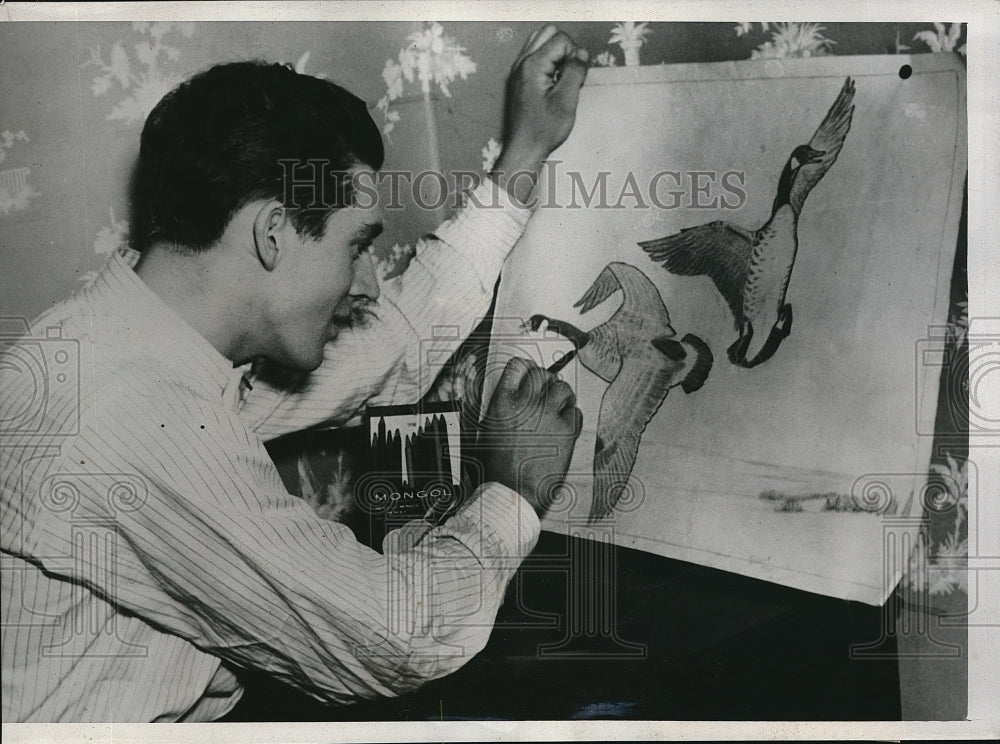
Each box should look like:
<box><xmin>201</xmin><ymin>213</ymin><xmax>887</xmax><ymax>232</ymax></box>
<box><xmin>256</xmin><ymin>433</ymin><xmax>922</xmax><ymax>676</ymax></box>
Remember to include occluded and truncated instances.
<box><xmin>479</xmin><ymin>357</ymin><xmax>583</xmax><ymax>517</ymax></box>
<box><xmin>491</xmin><ymin>25</ymin><xmax>589</xmax><ymax>204</ymax></box>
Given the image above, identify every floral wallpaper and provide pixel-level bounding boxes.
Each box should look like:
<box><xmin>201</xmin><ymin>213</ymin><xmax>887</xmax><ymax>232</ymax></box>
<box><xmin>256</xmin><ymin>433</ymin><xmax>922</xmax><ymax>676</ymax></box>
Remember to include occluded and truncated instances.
<box><xmin>375</xmin><ymin>21</ymin><xmax>477</xmax><ymax>139</ymax></box>
<box><xmin>85</xmin><ymin>22</ymin><xmax>198</xmax><ymax>126</ymax></box>
<box><xmin>0</xmin><ymin>21</ymin><xmax>969</xmax><ymax>616</ymax></box>
<box><xmin>0</xmin><ymin>130</ymin><xmax>39</xmax><ymax>216</ymax></box>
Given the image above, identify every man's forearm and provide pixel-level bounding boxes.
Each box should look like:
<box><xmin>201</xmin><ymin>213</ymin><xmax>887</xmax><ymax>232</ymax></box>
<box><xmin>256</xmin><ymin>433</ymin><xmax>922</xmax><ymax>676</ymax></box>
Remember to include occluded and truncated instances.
<box><xmin>489</xmin><ymin>147</ymin><xmax>546</xmax><ymax>207</ymax></box>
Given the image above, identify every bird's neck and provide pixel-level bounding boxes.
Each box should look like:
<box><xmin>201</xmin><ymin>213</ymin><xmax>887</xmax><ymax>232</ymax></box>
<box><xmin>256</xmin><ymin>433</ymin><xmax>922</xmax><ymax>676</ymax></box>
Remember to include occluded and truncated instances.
<box><xmin>771</xmin><ymin>158</ymin><xmax>797</xmax><ymax>214</ymax></box>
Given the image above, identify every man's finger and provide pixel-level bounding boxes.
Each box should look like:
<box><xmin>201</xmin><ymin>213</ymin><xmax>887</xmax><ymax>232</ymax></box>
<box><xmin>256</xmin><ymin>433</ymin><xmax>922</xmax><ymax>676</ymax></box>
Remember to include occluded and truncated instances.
<box><xmin>497</xmin><ymin>356</ymin><xmax>533</xmax><ymax>394</ymax></box>
<box><xmin>525</xmin><ymin>24</ymin><xmax>559</xmax><ymax>57</ymax></box>
<box><xmin>547</xmin><ymin>379</ymin><xmax>576</xmax><ymax>414</ymax></box>
<box><xmin>529</xmin><ymin>31</ymin><xmax>578</xmax><ymax>77</ymax></box>
<box><xmin>523</xmin><ymin>361</ymin><xmax>550</xmax><ymax>397</ymax></box>
<box><xmin>515</xmin><ymin>28</ymin><xmax>540</xmax><ymax>63</ymax></box>
<box><xmin>513</xmin><ymin>25</ymin><xmax>556</xmax><ymax>69</ymax></box>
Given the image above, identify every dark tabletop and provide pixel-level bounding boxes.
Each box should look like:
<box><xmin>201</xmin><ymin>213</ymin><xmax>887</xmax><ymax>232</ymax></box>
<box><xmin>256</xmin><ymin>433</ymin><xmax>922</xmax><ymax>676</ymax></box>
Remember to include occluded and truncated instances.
<box><xmin>223</xmin><ymin>526</ymin><xmax>901</xmax><ymax>721</ymax></box>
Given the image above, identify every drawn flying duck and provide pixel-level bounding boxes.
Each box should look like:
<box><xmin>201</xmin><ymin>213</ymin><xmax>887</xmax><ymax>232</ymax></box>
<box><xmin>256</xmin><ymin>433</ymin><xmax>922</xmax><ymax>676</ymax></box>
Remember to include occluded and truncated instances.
<box><xmin>639</xmin><ymin>76</ymin><xmax>855</xmax><ymax>368</ymax></box>
<box><xmin>525</xmin><ymin>261</ymin><xmax>713</xmax><ymax>522</ymax></box>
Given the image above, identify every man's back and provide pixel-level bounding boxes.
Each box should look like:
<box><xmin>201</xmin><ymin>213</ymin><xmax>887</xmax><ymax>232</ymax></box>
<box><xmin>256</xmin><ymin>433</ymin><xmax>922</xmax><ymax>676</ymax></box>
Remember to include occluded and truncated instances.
<box><xmin>1</xmin><ymin>254</ymin><xmax>251</xmax><ymax>721</ymax></box>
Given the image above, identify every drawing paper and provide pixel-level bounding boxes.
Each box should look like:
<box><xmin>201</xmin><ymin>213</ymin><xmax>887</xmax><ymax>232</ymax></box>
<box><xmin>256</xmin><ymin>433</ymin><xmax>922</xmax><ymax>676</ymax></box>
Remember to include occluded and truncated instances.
<box><xmin>487</xmin><ymin>55</ymin><xmax>966</xmax><ymax>605</ymax></box>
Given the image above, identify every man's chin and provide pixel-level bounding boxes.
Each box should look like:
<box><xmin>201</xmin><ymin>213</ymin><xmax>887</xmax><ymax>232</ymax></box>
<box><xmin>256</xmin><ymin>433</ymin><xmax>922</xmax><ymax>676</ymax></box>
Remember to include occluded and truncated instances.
<box><xmin>286</xmin><ymin>341</ymin><xmax>328</xmax><ymax>373</ymax></box>
<box><xmin>300</xmin><ymin>349</ymin><xmax>326</xmax><ymax>372</ymax></box>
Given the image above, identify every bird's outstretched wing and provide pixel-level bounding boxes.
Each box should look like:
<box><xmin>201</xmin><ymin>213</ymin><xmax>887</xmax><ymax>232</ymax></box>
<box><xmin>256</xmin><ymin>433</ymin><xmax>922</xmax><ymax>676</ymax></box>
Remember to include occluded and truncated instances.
<box><xmin>573</xmin><ymin>262</ymin><xmax>624</xmax><ymax>313</ymax></box>
<box><xmin>789</xmin><ymin>76</ymin><xmax>855</xmax><ymax>214</ymax></box>
<box><xmin>574</xmin><ymin>261</ymin><xmax>673</xmax><ymax>327</ymax></box>
<box><xmin>589</xmin><ymin>356</ymin><xmax>677</xmax><ymax>522</ymax></box>
<box><xmin>639</xmin><ymin>221</ymin><xmax>754</xmax><ymax>327</ymax></box>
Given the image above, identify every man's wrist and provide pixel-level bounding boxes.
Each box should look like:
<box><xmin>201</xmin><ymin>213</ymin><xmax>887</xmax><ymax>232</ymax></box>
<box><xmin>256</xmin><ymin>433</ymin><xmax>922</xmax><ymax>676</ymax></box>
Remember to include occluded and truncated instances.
<box><xmin>464</xmin><ymin>481</ymin><xmax>542</xmax><ymax>556</ymax></box>
<box><xmin>489</xmin><ymin>148</ymin><xmax>547</xmax><ymax>207</ymax></box>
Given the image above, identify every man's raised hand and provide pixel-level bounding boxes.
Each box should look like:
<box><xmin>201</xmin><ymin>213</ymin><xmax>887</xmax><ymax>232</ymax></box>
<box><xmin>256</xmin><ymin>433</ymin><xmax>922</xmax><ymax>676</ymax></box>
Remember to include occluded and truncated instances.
<box><xmin>479</xmin><ymin>357</ymin><xmax>583</xmax><ymax>518</ymax></box>
<box><xmin>491</xmin><ymin>25</ymin><xmax>589</xmax><ymax>204</ymax></box>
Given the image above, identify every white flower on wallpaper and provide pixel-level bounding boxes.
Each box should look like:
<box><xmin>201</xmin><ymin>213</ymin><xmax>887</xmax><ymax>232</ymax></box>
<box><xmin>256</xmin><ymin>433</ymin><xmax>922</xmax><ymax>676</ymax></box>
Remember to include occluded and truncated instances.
<box><xmin>609</xmin><ymin>22</ymin><xmax>651</xmax><ymax>67</ymax></box>
<box><xmin>902</xmin><ymin>530</ymin><xmax>968</xmax><ymax>599</ymax></box>
<box><xmin>425</xmin><ymin>343</ymin><xmax>481</xmax><ymax>405</ymax></box>
<box><xmin>480</xmin><ymin>137</ymin><xmax>502</xmax><ymax>173</ymax></box>
<box><xmin>93</xmin><ymin>207</ymin><xmax>130</xmax><ymax>257</ymax></box>
<box><xmin>931</xmin><ymin>454</ymin><xmax>969</xmax><ymax>538</ymax></box>
<box><xmin>750</xmin><ymin>22</ymin><xmax>834</xmax><ymax>59</ymax></box>
<box><xmin>902</xmin><ymin>453</ymin><xmax>969</xmax><ymax>598</ymax></box>
<box><xmin>0</xmin><ymin>130</ymin><xmax>40</xmax><ymax>217</ymax></box>
<box><xmin>297</xmin><ymin>451</ymin><xmax>354</xmax><ymax>522</ymax></box>
<box><xmin>894</xmin><ymin>27</ymin><xmax>912</xmax><ymax>55</ymax></box>
<box><xmin>913</xmin><ymin>23</ymin><xmax>966</xmax><ymax>56</ymax></box>
<box><xmin>375</xmin><ymin>22</ymin><xmax>477</xmax><ymax>137</ymax></box>
<box><xmin>927</xmin><ymin>532</ymin><xmax>969</xmax><ymax>595</ymax></box>
<box><xmin>375</xmin><ymin>242</ymin><xmax>416</xmax><ymax>282</ymax></box>
<box><xmin>79</xmin><ymin>207</ymin><xmax>130</xmax><ymax>286</ymax></box>
<box><xmin>85</xmin><ymin>22</ymin><xmax>196</xmax><ymax>126</ymax></box>
<box><xmin>734</xmin><ymin>22</ymin><xmax>777</xmax><ymax>38</ymax></box>
<box><xmin>592</xmin><ymin>50</ymin><xmax>618</xmax><ymax>68</ymax></box>
<box><xmin>0</xmin><ymin>129</ymin><xmax>30</xmax><ymax>166</ymax></box>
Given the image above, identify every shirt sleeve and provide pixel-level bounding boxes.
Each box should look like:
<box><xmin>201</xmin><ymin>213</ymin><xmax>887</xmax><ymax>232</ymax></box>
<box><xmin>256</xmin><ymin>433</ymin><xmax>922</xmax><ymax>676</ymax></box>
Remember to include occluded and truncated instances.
<box><xmin>241</xmin><ymin>177</ymin><xmax>533</xmax><ymax>440</ymax></box>
<box><xmin>31</xmin><ymin>391</ymin><xmax>541</xmax><ymax>704</ymax></box>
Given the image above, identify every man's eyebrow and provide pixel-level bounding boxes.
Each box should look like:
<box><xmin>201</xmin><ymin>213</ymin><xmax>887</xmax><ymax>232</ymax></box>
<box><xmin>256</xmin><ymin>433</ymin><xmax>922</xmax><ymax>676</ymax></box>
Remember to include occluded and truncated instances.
<box><xmin>351</xmin><ymin>222</ymin><xmax>384</xmax><ymax>245</ymax></box>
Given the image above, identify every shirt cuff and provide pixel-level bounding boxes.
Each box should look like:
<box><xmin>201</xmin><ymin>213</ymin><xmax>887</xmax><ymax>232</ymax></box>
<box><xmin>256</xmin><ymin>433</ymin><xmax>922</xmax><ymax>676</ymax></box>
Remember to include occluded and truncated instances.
<box><xmin>457</xmin><ymin>482</ymin><xmax>541</xmax><ymax>559</ymax></box>
<box><xmin>432</xmin><ymin>178</ymin><xmax>534</xmax><ymax>285</ymax></box>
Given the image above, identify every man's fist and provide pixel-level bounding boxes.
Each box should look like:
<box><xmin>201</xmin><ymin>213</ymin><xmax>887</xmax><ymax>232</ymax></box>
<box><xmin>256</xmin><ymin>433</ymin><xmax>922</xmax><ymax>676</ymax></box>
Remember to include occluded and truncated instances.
<box><xmin>479</xmin><ymin>357</ymin><xmax>583</xmax><ymax>517</ymax></box>
<box><xmin>490</xmin><ymin>25</ymin><xmax>589</xmax><ymax>204</ymax></box>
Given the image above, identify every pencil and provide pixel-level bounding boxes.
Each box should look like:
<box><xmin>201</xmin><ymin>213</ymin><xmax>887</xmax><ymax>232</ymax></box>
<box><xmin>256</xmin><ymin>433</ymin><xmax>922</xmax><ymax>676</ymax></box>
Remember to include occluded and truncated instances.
<box><xmin>548</xmin><ymin>348</ymin><xmax>577</xmax><ymax>374</ymax></box>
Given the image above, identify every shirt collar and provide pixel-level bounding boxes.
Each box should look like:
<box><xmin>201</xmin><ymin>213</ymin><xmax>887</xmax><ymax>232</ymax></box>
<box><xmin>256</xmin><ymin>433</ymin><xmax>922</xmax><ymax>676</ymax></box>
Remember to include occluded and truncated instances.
<box><xmin>87</xmin><ymin>247</ymin><xmax>250</xmax><ymax>408</ymax></box>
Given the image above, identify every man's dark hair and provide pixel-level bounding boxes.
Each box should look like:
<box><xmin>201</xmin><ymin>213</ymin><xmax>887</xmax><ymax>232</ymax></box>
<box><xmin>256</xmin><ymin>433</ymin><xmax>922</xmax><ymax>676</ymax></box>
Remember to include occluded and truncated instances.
<box><xmin>131</xmin><ymin>61</ymin><xmax>384</xmax><ymax>252</ymax></box>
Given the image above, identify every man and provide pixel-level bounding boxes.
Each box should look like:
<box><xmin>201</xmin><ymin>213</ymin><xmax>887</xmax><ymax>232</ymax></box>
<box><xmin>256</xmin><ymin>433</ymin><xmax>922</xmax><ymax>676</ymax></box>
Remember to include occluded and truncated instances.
<box><xmin>0</xmin><ymin>26</ymin><xmax>588</xmax><ymax>721</ymax></box>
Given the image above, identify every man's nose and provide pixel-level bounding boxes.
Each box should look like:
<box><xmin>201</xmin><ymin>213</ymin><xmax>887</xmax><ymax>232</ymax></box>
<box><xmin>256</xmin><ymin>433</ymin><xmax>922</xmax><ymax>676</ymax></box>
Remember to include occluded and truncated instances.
<box><xmin>350</xmin><ymin>251</ymin><xmax>380</xmax><ymax>302</ymax></box>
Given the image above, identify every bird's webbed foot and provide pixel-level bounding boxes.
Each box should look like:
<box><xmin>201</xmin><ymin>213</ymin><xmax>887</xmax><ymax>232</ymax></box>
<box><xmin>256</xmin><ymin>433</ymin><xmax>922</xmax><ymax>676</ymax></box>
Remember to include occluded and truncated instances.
<box><xmin>775</xmin><ymin>303</ymin><xmax>793</xmax><ymax>334</ymax></box>
<box><xmin>727</xmin><ymin>323</ymin><xmax>754</xmax><ymax>366</ymax></box>
<box><xmin>734</xmin><ymin>305</ymin><xmax>793</xmax><ymax>369</ymax></box>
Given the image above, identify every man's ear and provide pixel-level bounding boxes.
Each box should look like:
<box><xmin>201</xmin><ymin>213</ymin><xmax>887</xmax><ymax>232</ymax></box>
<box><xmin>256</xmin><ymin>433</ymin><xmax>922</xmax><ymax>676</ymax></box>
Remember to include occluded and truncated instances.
<box><xmin>253</xmin><ymin>201</ymin><xmax>288</xmax><ymax>271</ymax></box>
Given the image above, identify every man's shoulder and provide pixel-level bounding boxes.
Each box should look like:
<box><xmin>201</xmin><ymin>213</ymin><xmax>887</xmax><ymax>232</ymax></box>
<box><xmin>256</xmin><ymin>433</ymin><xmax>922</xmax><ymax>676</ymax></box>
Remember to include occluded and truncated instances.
<box><xmin>2</xmin><ymin>299</ymin><xmax>224</xmax><ymax>440</ymax></box>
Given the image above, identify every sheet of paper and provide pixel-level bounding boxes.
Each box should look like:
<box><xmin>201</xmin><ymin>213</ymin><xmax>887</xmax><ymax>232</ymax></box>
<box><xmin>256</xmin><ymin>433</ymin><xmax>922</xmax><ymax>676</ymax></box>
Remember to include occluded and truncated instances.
<box><xmin>487</xmin><ymin>55</ymin><xmax>966</xmax><ymax>605</ymax></box>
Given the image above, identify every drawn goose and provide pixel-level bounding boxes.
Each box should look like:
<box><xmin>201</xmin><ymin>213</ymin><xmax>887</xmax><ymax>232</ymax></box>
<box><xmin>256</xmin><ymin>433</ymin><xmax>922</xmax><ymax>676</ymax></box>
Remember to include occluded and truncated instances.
<box><xmin>640</xmin><ymin>76</ymin><xmax>855</xmax><ymax>368</ymax></box>
<box><xmin>525</xmin><ymin>261</ymin><xmax>713</xmax><ymax>522</ymax></box>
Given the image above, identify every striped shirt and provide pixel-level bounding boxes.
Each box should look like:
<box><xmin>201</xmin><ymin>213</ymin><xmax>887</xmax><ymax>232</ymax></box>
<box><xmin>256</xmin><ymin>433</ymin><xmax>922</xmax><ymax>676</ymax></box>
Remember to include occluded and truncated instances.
<box><xmin>0</xmin><ymin>180</ymin><xmax>540</xmax><ymax>722</ymax></box>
